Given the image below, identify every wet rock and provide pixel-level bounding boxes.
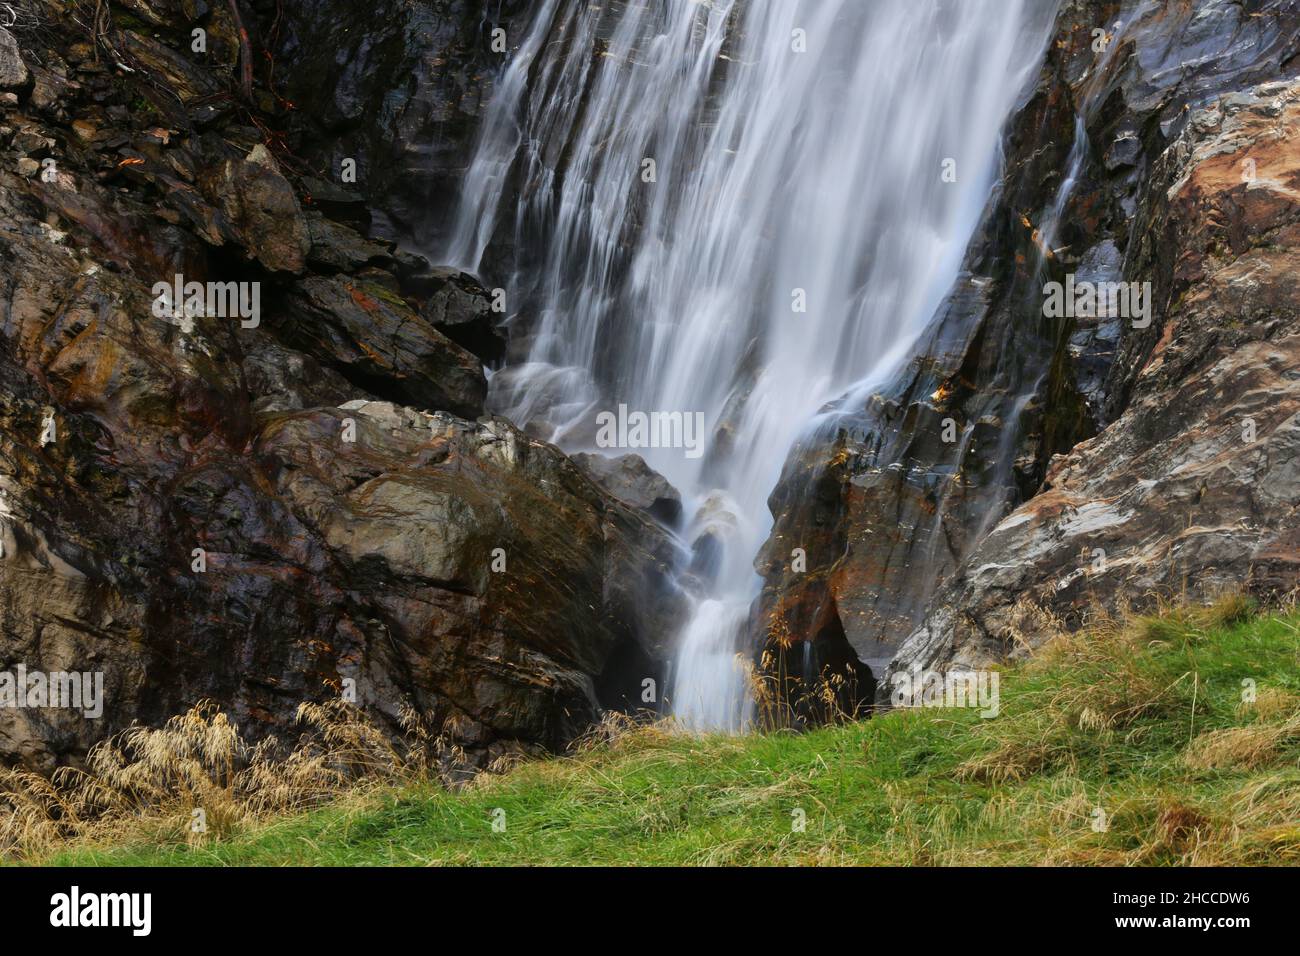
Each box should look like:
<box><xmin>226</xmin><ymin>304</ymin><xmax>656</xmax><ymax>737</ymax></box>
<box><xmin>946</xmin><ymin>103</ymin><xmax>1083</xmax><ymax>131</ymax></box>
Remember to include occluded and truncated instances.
<box><xmin>299</xmin><ymin>175</ymin><xmax>370</xmax><ymax>228</ymax></box>
<box><xmin>242</xmin><ymin>342</ymin><xmax>357</xmax><ymax>416</ymax></box>
<box><xmin>757</xmin><ymin>271</ymin><xmax>1032</xmax><ymax>671</ymax></box>
<box><xmin>11</xmin><ymin>126</ymin><xmax>53</xmax><ymax>155</ymax></box>
<box><xmin>759</xmin><ymin>0</ymin><xmax>1300</xmax><ymax>697</ymax></box>
<box><xmin>304</xmin><ymin>212</ymin><xmax>393</xmax><ymax>273</ymax></box>
<box><xmin>0</xmin><ymin>2</ymin><xmax>683</xmax><ymax>774</ymax></box>
<box><xmin>1104</xmin><ymin>130</ymin><xmax>1142</xmax><ymax>170</ymax></box>
<box><xmin>1067</xmin><ymin>241</ymin><xmax>1125</xmax><ymax>408</ymax></box>
<box><xmin>116</xmin><ymin>0</ymin><xmax>181</xmax><ymax>28</ymax></box>
<box><xmin>273</xmin><ymin>0</ymin><xmax>533</xmax><ymax>245</ymax></box>
<box><xmin>891</xmin><ymin>333</ymin><xmax>1300</xmax><ymax>677</ymax></box>
<box><xmin>0</xmin><ymin>186</ymin><xmax>684</xmax><ymax>768</ymax></box>
<box><xmin>886</xmin><ymin>58</ymin><xmax>1300</xmax><ymax>686</ymax></box>
<box><xmin>252</xmin><ymin>401</ymin><xmax>687</xmax><ymax>743</ymax></box>
<box><xmin>572</xmin><ymin>452</ymin><xmax>683</xmax><ymax>526</ymax></box>
<box><xmin>116</xmin><ymin>30</ymin><xmax>226</xmax><ymax>126</ymax></box>
<box><xmin>411</xmin><ymin>268</ymin><xmax>507</xmax><ymax>364</ymax></box>
<box><xmin>280</xmin><ymin>274</ymin><xmax>488</xmax><ymax>418</ymax></box>
<box><xmin>685</xmin><ymin>493</ymin><xmax>740</xmax><ymax>588</ymax></box>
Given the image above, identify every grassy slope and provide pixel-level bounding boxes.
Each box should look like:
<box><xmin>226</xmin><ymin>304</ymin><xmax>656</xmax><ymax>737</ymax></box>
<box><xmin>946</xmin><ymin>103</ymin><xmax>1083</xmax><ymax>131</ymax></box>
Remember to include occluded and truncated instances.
<box><xmin>43</xmin><ymin>607</ymin><xmax>1300</xmax><ymax>866</ymax></box>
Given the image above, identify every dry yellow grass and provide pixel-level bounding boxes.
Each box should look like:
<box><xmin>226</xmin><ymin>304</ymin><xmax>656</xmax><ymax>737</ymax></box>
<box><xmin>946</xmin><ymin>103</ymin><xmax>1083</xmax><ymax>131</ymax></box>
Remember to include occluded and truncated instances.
<box><xmin>0</xmin><ymin>699</ymin><xmax>465</xmax><ymax>858</ymax></box>
<box><xmin>1184</xmin><ymin>713</ymin><xmax>1300</xmax><ymax>770</ymax></box>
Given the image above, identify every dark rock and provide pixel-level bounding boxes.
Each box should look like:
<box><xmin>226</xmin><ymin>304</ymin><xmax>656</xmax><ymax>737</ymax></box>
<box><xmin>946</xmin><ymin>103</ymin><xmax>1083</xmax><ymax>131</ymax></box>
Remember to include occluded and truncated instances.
<box><xmin>0</xmin><ymin>2</ymin><xmax>682</xmax><ymax>775</ymax></box>
<box><xmin>272</xmin><ymin>0</ymin><xmax>532</xmax><ymax>246</ymax></box>
<box><xmin>0</xmin><ymin>185</ymin><xmax>685</xmax><ymax>768</ymax></box>
<box><xmin>751</xmin><ymin>0</ymin><xmax>1108</xmax><ymax>674</ymax></box>
<box><xmin>410</xmin><ymin>268</ymin><xmax>507</xmax><ymax>364</ymax></box>
<box><xmin>280</xmin><ymin>274</ymin><xmax>488</xmax><ymax>418</ymax></box>
<box><xmin>242</xmin><ymin>342</ymin><xmax>357</xmax><ymax>415</ymax></box>
<box><xmin>304</xmin><ymin>211</ymin><xmax>393</xmax><ymax>273</ymax></box>
<box><xmin>1104</xmin><ymin>130</ymin><xmax>1142</xmax><ymax>170</ymax></box>
<box><xmin>249</xmin><ymin>401</ymin><xmax>688</xmax><ymax>745</ymax></box>
<box><xmin>757</xmin><ymin>0</ymin><xmax>1300</xmax><ymax>701</ymax></box>
<box><xmin>116</xmin><ymin>30</ymin><xmax>226</xmax><ymax>126</ymax></box>
<box><xmin>299</xmin><ymin>175</ymin><xmax>371</xmax><ymax>228</ymax></box>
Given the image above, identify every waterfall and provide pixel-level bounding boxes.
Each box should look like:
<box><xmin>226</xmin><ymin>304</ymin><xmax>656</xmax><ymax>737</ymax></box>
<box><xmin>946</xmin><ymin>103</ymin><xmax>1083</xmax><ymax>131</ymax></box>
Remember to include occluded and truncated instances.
<box><xmin>443</xmin><ymin>0</ymin><xmax>1060</xmax><ymax>731</ymax></box>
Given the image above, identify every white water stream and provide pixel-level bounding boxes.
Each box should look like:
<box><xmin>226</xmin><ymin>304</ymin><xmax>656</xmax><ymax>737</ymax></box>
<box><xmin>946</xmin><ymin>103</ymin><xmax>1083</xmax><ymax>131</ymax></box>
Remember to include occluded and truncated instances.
<box><xmin>443</xmin><ymin>0</ymin><xmax>1060</xmax><ymax>730</ymax></box>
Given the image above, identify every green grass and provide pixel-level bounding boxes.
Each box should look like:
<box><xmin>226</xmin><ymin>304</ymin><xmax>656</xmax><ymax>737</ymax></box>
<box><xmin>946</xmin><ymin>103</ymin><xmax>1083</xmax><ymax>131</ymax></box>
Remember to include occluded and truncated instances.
<box><xmin>35</xmin><ymin>605</ymin><xmax>1300</xmax><ymax>866</ymax></box>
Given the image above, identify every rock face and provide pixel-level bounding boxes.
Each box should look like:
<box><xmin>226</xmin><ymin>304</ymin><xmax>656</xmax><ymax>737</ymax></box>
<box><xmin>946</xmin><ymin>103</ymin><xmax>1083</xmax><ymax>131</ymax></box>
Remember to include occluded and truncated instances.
<box><xmin>273</xmin><ymin>0</ymin><xmax>533</xmax><ymax>246</ymax></box>
<box><xmin>754</xmin><ymin>0</ymin><xmax>1300</xmax><ymax>692</ymax></box>
<box><xmin>755</xmin><ymin>1</ymin><xmax>1105</xmax><ymax>677</ymax></box>
<box><xmin>890</xmin><ymin>70</ymin><xmax>1300</xmax><ymax>679</ymax></box>
<box><xmin>410</xmin><ymin>268</ymin><xmax>507</xmax><ymax>364</ymax></box>
<box><xmin>254</xmin><ymin>401</ymin><xmax>686</xmax><ymax>745</ymax></box>
<box><xmin>0</xmin><ymin>3</ymin><xmax>683</xmax><ymax>771</ymax></box>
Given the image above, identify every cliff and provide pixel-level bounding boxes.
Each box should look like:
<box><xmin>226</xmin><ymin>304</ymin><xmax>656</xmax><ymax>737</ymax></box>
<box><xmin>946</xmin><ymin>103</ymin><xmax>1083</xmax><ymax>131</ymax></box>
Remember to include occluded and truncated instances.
<box><xmin>0</xmin><ymin>0</ymin><xmax>682</xmax><ymax>771</ymax></box>
<box><xmin>754</xmin><ymin>0</ymin><xmax>1300</xmax><ymax>694</ymax></box>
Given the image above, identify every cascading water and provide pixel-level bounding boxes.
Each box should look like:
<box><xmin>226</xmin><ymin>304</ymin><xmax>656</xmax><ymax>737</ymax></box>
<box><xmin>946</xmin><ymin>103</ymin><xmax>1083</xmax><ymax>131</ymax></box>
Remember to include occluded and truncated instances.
<box><xmin>443</xmin><ymin>0</ymin><xmax>1060</xmax><ymax>731</ymax></box>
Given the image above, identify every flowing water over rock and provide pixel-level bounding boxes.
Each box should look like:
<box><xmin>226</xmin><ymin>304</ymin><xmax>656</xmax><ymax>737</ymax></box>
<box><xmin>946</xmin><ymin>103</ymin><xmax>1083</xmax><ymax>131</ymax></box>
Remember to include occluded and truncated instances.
<box><xmin>444</xmin><ymin>0</ymin><xmax>1060</xmax><ymax>729</ymax></box>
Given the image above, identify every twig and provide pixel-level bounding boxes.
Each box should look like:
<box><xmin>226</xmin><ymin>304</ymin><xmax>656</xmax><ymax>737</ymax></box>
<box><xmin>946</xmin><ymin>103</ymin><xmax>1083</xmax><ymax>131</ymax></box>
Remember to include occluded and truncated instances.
<box><xmin>226</xmin><ymin>0</ymin><xmax>254</xmax><ymax>102</ymax></box>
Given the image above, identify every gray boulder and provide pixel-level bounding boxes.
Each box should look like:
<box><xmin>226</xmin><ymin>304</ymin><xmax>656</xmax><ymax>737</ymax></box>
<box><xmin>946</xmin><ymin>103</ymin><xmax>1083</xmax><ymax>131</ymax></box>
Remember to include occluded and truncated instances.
<box><xmin>573</xmin><ymin>453</ymin><xmax>684</xmax><ymax>526</ymax></box>
<box><xmin>0</xmin><ymin>27</ymin><xmax>29</xmax><ymax>90</ymax></box>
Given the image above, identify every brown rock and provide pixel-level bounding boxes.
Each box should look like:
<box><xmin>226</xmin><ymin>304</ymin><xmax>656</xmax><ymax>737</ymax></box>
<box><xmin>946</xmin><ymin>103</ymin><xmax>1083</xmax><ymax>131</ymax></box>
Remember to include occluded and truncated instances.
<box><xmin>202</xmin><ymin>145</ymin><xmax>311</xmax><ymax>274</ymax></box>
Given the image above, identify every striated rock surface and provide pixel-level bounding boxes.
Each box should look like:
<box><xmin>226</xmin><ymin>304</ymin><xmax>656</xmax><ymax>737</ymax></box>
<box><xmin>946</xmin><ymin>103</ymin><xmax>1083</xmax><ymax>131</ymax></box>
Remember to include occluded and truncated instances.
<box><xmin>0</xmin><ymin>2</ymin><xmax>683</xmax><ymax>771</ymax></box>
<box><xmin>890</xmin><ymin>71</ymin><xmax>1300</xmax><ymax>678</ymax></box>
<box><xmin>279</xmin><ymin>273</ymin><xmax>487</xmax><ymax>418</ymax></box>
<box><xmin>201</xmin><ymin>145</ymin><xmax>311</xmax><ymax>274</ymax></box>
<box><xmin>409</xmin><ymin>267</ymin><xmax>507</xmax><ymax>364</ymax></box>
<box><xmin>274</xmin><ymin>0</ymin><xmax>532</xmax><ymax>245</ymax></box>
<box><xmin>757</xmin><ymin>0</ymin><xmax>1300</xmax><ymax>691</ymax></box>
